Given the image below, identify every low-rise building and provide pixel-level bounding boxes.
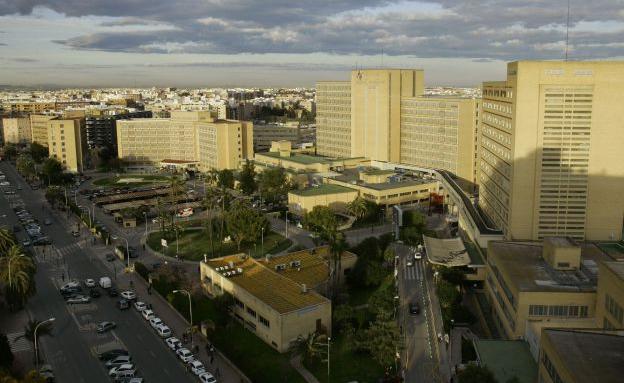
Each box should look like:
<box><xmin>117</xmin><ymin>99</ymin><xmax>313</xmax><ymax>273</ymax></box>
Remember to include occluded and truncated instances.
<box><xmin>595</xmin><ymin>261</ymin><xmax>624</xmax><ymax>330</ymax></box>
<box><xmin>253</xmin><ymin>121</ymin><xmax>315</xmax><ymax>152</ymax></box>
<box><xmin>199</xmin><ymin>246</ymin><xmax>356</xmax><ymax>352</ymax></box>
<box><xmin>289</xmin><ymin>184</ymin><xmax>359</xmax><ymax>214</ymax></box>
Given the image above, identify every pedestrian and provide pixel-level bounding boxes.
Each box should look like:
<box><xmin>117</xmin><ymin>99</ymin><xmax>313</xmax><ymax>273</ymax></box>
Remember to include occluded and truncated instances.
<box><xmin>143</xmin><ymin>243</ymin><xmax>146</xmax><ymax>251</ymax></box>
<box><xmin>210</xmin><ymin>355</ymin><xmax>214</xmax><ymax>364</ymax></box>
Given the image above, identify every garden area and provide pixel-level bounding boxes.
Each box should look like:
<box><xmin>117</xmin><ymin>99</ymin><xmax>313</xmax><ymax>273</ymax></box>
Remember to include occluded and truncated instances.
<box><xmin>93</xmin><ymin>174</ymin><xmax>172</xmax><ymax>187</ymax></box>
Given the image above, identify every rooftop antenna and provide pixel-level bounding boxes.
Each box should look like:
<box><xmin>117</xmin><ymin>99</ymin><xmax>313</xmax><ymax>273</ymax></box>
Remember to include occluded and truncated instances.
<box><xmin>565</xmin><ymin>0</ymin><xmax>570</xmax><ymax>61</ymax></box>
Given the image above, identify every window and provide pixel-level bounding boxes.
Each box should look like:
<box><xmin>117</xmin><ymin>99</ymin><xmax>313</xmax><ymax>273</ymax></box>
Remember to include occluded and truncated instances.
<box><xmin>258</xmin><ymin>315</ymin><xmax>270</xmax><ymax>328</ymax></box>
<box><xmin>606</xmin><ymin>294</ymin><xmax>623</xmax><ymax>325</ymax></box>
<box><xmin>246</xmin><ymin>307</ymin><xmax>257</xmax><ymax>318</ymax></box>
<box><xmin>542</xmin><ymin>352</ymin><xmax>564</xmax><ymax>383</ymax></box>
<box><xmin>233</xmin><ymin>297</ymin><xmax>244</xmax><ymax>309</ymax></box>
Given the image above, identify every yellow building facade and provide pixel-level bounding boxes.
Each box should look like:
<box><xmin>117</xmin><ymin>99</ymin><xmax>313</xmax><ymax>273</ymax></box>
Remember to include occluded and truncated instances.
<box><xmin>47</xmin><ymin>117</ymin><xmax>87</xmax><ymax>173</ymax></box>
<box><xmin>478</xmin><ymin>61</ymin><xmax>624</xmax><ymax>241</ymax></box>
<box><xmin>316</xmin><ymin>81</ymin><xmax>351</xmax><ymax>158</ymax></box>
<box><xmin>2</xmin><ymin>117</ymin><xmax>31</xmax><ymax>144</ymax></box>
<box><xmin>30</xmin><ymin>114</ymin><xmax>56</xmax><ymax>147</ymax></box>
<box><xmin>595</xmin><ymin>261</ymin><xmax>624</xmax><ymax>330</ymax></box>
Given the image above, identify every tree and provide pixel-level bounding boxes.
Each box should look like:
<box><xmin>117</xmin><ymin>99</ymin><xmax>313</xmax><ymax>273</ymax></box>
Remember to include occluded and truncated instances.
<box><xmin>225</xmin><ymin>200</ymin><xmax>268</xmax><ymax>250</ymax></box>
<box><xmin>16</xmin><ymin>154</ymin><xmax>36</xmax><ymax>180</ymax></box>
<box><xmin>0</xmin><ymin>227</ymin><xmax>17</xmax><ymax>254</ymax></box>
<box><xmin>290</xmin><ymin>332</ymin><xmax>327</xmax><ymax>365</ymax></box>
<box><xmin>361</xmin><ymin>313</ymin><xmax>402</xmax><ymax>369</ymax></box>
<box><xmin>217</xmin><ymin>169</ymin><xmax>234</xmax><ymax>190</ymax></box>
<box><xmin>238</xmin><ymin>159</ymin><xmax>257</xmax><ymax>195</ymax></box>
<box><xmin>41</xmin><ymin>158</ymin><xmax>64</xmax><ymax>185</ymax></box>
<box><xmin>0</xmin><ymin>332</ymin><xmax>14</xmax><ymax>370</ymax></box>
<box><xmin>0</xmin><ymin>247</ymin><xmax>36</xmax><ymax>310</ymax></box>
<box><xmin>258</xmin><ymin>167</ymin><xmax>291</xmax><ymax>203</ymax></box>
<box><xmin>168</xmin><ymin>176</ymin><xmax>186</xmax><ymax>229</ymax></box>
<box><xmin>29</xmin><ymin>143</ymin><xmax>48</xmax><ymax>163</ymax></box>
<box><xmin>368</xmin><ymin>281</ymin><xmax>397</xmax><ymax>318</ymax></box>
<box><xmin>347</xmin><ymin>196</ymin><xmax>368</xmax><ymax>220</ymax></box>
<box><xmin>2</xmin><ymin>144</ymin><xmax>17</xmax><ymax>160</ymax></box>
<box><xmin>436</xmin><ymin>280</ymin><xmax>460</xmax><ymax>310</ymax></box>
<box><xmin>0</xmin><ymin>370</ymin><xmax>46</xmax><ymax>383</ymax></box>
<box><xmin>303</xmin><ymin>206</ymin><xmax>337</xmax><ymax>236</ymax></box>
<box><xmin>439</xmin><ymin>266</ymin><xmax>465</xmax><ymax>286</ymax></box>
<box><xmin>333</xmin><ymin>304</ymin><xmax>356</xmax><ymax>334</ymax></box>
<box><xmin>457</xmin><ymin>364</ymin><xmax>497</xmax><ymax>383</ymax></box>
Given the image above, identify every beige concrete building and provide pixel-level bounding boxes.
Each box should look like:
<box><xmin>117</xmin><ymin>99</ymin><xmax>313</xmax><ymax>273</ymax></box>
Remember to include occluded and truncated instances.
<box><xmin>316</xmin><ymin>81</ymin><xmax>351</xmax><ymax>158</ymax></box>
<box><xmin>289</xmin><ymin>184</ymin><xmax>359</xmax><ymax>214</ymax></box>
<box><xmin>538</xmin><ymin>329</ymin><xmax>623</xmax><ymax>383</ymax></box>
<box><xmin>47</xmin><ymin>117</ymin><xmax>87</xmax><ymax>173</ymax></box>
<box><xmin>116</xmin><ymin>111</ymin><xmax>253</xmax><ymax>171</ymax></box>
<box><xmin>1</xmin><ymin>102</ymin><xmax>56</xmax><ymax>114</ymax></box>
<box><xmin>253</xmin><ymin>121</ymin><xmax>315</xmax><ymax>153</ymax></box>
<box><xmin>484</xmin><ymin>238</ymin><xmax>610</xmax><ymax>339</ymax></box>
<box><xmin>30</xmin><ymin>114</ymin><xmax>56</xmax><ymax>147</ymax></box>
<box><xmin>2</xmin><ymin>117</ymin><xmax>31</xmax><ymax>144</ymax></box>
<box><xmin>478</xmin><ymin>61</ymin><xmax>624</xmax><ymax>241</ymax></box>
<box><xmin>200</xmin><ymin>247</ymin><xmax>354</xmax><ymax>352</ymax></box>
<box><xmin>595</xmin><ymin>261</ymin><xmax>624</xmax><ymax>330</ymax></box>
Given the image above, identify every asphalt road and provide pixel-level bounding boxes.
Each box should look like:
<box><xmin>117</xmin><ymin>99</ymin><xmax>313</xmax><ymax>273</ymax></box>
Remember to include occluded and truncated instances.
<box><xmin>0</xmin><ymin>162</ymin><xmax>195</xmax><ymax>383</ymax></box>
<box><xmin>396</xmin><ymin>243</ymin><xmax>440</xmax><ymax>383</ymax></box>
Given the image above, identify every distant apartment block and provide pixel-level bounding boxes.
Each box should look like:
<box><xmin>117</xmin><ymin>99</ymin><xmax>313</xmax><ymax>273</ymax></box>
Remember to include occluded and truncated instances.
<box><xmin>253</xmin><ymin>121</ymin><xmax>315</xmax><ymax>152</ymax></box>
<box><xmin>30</xmin><ymin>114</ymin><xmax>56</xmax><ymax>147</ymax></box>
<box><xmin>47</xmin><ymin>117</ymin><xmax>87</xmax><ymax>173</ymax></box>
<box><xmin>85</xmin><ymin>110</ymin><xmax>152</xmax><ymax>155</ymax></box>
<box><xmin>2</xmin><ymin>117</ymin><xmax>31</xmax><ymax>144</ymax></box>
<box><xmin>116</xmin><ymin>111</ymin><xmax>253</xmax><ymax>171</ymax></box>
<box><xmin>478</xmin><ymin>61</ymin><xmax>624</xmax><ymax>241</ymax></box>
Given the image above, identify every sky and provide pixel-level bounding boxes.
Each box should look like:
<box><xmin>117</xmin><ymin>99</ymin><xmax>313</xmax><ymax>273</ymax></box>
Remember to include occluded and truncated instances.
<box><xmin>0</xmin><ymin>0</ymin><xmax>623</xmax><ymax>88</ymax></box>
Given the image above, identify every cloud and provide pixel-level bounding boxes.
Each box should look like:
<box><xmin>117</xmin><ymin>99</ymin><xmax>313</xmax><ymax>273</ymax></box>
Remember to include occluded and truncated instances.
<box><xmin>3</xmin><ymin>0</ymin><xmax>624</xmax><ymax>60</ymax></box>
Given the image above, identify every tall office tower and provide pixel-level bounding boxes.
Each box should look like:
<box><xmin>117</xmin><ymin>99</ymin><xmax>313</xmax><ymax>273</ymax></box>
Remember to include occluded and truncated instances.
<box><xmin>47</xmin><ymin>117</ymin><xmax>87</xmax><ymax>173</ymax></box>
<box><xmin>2</xmin><ymin>117</ymin><xmax>32</xmax><ymax>144</ymax></box>
<box><xmin>316</xmin><ymin>81</ymin><xmax>351</xmax><ymax>157</ymax></box>
<box><xmin>30</xmin><ymin>114</ymin><xmax>56</xmax><ymax>147</ymax></box>
<box><xmin>400</xmin><ymin>97</ymin><xmax>479</xmax><ymax>183</ymax></box>
<box><xmin>478</xmin><ymin>61</ymin><xmax>624</xmax><ymax>241</ymax></box>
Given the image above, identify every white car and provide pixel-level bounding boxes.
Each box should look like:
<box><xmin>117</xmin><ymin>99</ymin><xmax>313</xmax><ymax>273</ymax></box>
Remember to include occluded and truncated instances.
<box><xmin>406</xmin><ymin>259</ymin><xmax>413</xmax><ymax>267</ymax></box>
<box><xmin>134</xmin><ymin>301</ymin><xmax>147</xmax><ymax>312</ymax></box>
<box><xmin>156</xmin><ymin>324</ymin><xmax>171</xmax><ymax>338</ymax></box>
<box><xmin>176</xmin><ymin>348</ymin><xmax>194</xmax><ymax>363</ymax></box>
<box><xmin>121</xmin><ymin>290</ymin><xmax>136</xmax><ymax>301</ymax></box>
<box><xmin>108</xmin><ymin>363</ymin><xmax>135</xmax><ymax>377</ymax></box>
<box><xmin>141</xmin><ymin>309</ymin><xmax>154</xmax><ymax>320</ymax></box>
<box><xmin>199</xmin><ymin>372</ymin><xmax>217</xmax><ymax>383</ymax></box>
<box><xmin>105</xmin><ymin>355</ymin><xmax>132</xmax><ymax>368</ymax></box>
<box><xmin>149</xmin><ymin>317</ymin><xmax>163</xmax><ymax>329</ymax></box>
<box><xmin>84</xmin><ymin>279</ymin><xmax>96</xmax><ymax>288</ymax></box>
<box><xmin>165</xmin><ymin>337</ymin><xmax>181</xmax><ymax>351</ymax></box>
<box><xmin>189</xmin><ymin>359</ymin><xmax>205</xmax><ymax>375</ymax></box>
<box><xmin>414</xmin><ymin>252</ymin><xmax>422</xmax><ymax>260</ymax></box>
<box><xmin>0</xmin><ymin>181</ymin><xmax>10</xmax><ymax>186</ymax></box>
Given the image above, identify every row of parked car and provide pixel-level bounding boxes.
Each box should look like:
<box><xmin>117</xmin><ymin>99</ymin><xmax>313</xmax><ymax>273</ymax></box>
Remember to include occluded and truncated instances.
<box><xmin>134</xmin><ymin>300</ymin><xmax>217</xmax><ymax>383</ymax></box>
<box><xmin>12</xmin><ymin>206</ymin><xmax>52</xmax><ymax>246</ymax></box>
<box><xmin>98</xmin><ymin>348</ymin><xmax>143</xmax><ymax>382</ymax></box>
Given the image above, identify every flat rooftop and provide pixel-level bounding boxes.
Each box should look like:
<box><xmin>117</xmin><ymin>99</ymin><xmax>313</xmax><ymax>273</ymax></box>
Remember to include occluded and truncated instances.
<box><xmin>290</xmin><ymin>184</ymin><xmax>356</xmax><ymax>197</ymax></box>
<box><xmin>474</xmin><ymin>340</ymin><xmax>537</xmax><ymax>383</ymax></box>
<box><xmin>488</xmin><ymin>241</ymin><xmax>612</xmax><ymax>292</ymax></box>
<box><xmin>603</xmin><ymin>261</ymin><xmax>624</xmax><ymax>281</ymax></box>
<box><xmin>423</xmin><ymin>236</ymin><xmax>471</xmax><ymax>267</ymax></box>
<box><xmin>256</xmin><ymin>151</ymin><xmax>330</xmax><ymax>165</ymax></box>
<box><xmin>332</xmin><ymin>168</ymin><xmax>430</xmax><ymax>191</ymax></box>
<box><xmin>206</xmin><ymin>254</ymin><xmax>329</xmax><ymax>314</ymax></box>
<box><xmin>543</xmin><ymin>329</ymin><xmax>624</xmax><ymax>383</ymax></box>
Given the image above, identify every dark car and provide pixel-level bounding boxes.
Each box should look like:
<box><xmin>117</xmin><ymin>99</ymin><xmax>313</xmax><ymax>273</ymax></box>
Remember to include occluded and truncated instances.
<box><xmin>98</xmin><ymin>349</ymin><xmax>129</xmax><ymax>361</ymax></box>
<box><xmin>409</xmin><ymin>302</ymin><xmax>421</xmax><ymax>315</ymax></box>
<box><xmin>89</xmin><ymin>288</ymin><xmax>102</xmax><ymax>298</ymax></box>
<box><xmin>106</xmin><ymin>253</ymin><xmax>116</xmax><ymax>262</ymax></box>
<box><xmin>12</xmin><ymin>225</ymin><xmax>21</xmax><ymax>232</ymax></box>
<box><xmin>117</xmin><ymin>299</ymin><xmax>130</xmax><ymax>310</ymax></box>
<box><xmin>108</xmin><ymin>288</ymin><xmax>119</xmax><ymax>297</ymax></box>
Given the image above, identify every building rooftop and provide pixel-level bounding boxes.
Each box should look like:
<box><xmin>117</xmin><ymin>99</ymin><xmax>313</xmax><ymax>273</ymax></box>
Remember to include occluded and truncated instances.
<box><xmin>256</xmin><ymin>151</ymin><xmax>331</xmax><ymax>165</ymax></box>
<box><xmin>488</xmin><ymin>241</ymin><xmax>612</xmax><ymax>292</ymax></box>
<box><xmin>543</xmin><ymin>329</ymin><xmax>624</xmax><ymax>383</ymax></box>
<box><xmin>423</xmin><ymin>236</ymin><xmax>471</xmax><ymax>267</ymax></box>
<box><xmin>474</xmin><ymin>340</ymin><xmax>537</xmax><ymax>383</ymax></box>
<box><xmin>602</xmin><ymin>261</ymin><xmax>624</xmax><ymax>281</ymax></box>
<box><xmin>332</xmin><ymin>168</ymin><xmax>430</xmax><ymax>191</ymax></box>
<box><xmin>290</xmin><ymin>184</ymin><xmax>356</xmax><ymax>197</ymax></box>
<box><xmin>206</xmin><ymin>254</ymin><xmax>329</xmax><ymax>314</ymax></box>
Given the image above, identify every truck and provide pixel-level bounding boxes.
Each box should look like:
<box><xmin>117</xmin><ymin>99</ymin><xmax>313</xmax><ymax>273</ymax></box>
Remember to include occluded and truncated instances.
<box><xmin>99</xmin><ymin>277</ymin><xmax>112</xmax><ymax>289</ymax></box>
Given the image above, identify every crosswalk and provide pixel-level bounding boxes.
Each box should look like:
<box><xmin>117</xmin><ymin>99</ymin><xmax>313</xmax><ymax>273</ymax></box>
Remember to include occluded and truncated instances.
<box><xmin>404</xmin><ymin>260</ymin><xmax>424</xmax><ymax>281</ymax></box>
<box><xmin>33</xmin><ymin>242</ymin><xmax>83</xmax><ymax>265</ymax></box>
<box><xmin>6</xmin><ymin>331</ymin><xmax>31</xmax><ymax>353</ymax></box>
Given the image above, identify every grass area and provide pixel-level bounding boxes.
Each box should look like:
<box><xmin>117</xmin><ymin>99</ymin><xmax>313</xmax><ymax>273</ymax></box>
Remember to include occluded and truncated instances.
<box><xmin>304</xmin><ymin>334</ymin><xmax>384</xmax><ymax>383</ymax></box>
<box><xmin>93</xmin><ymin>174</ymin><xmax>172</xmax><ymax>187</ymax></box>
<box><xmin>147</xmin><ymin>228</ymin><xmax>289</xmax><ymax>260</ymax></box>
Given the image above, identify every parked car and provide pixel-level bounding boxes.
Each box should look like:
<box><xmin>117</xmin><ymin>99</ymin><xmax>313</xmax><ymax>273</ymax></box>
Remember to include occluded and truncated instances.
<box><xmin>189</xmin><ymin>359</ymin><xmax>205</xmax><ymax>375</ymax></box>
<box><xmin>97</xmin><ymin>321</ymin><xmax>117</xmax><ymax>333</ymax></box>
<box><xmin>44</xmin><ymin>218</ymin><xmax>52</xmax><ymax>225</ymax></box>
<box><xmin>198</xmin><ymin>372</ymin><xmax>217</xmax><ymax>383</ymax></box>
<box><xmin>98</xmin><ymin>349</ymin><xmax>129</xmax><ymax>361</ymax></box>
<box><xmin>38</xmin><ymin>364</ymin><xmax>55</xmax><ymax>382</ymax></box>
<box><xmin>121</xmin><ymin>290</ymin><xmax>136</xmax><ymax>301</ymax></box>
<box><xmin>84</xmin><ymin>279</ymin><xmax>96</xmax><ymax>288</ymax></box>
<box><xmin>149</xmin><ymin>317</ymin><xmax>163</xmax><ymax>329</ymax></box>
<box><xmin>133</xmin><ymin>301</ymin><xmax>147</xmax><ymax>312</ymax></box>
<box><xmin>165</xmin><ymin>337</ymin><xmax>181</xmax><ymax>351</ymax></box>
<box><xmin>409</xmin><ymin>301</ymin><xmax>421</xmax><ymax>315</ymax></box>
<box><xmin>108</xmin><ymin>364</ymin><xmax>135</xmax><ymax>378</ymax></box>
<box><xmin>141</xmin><ymin>309</ymin><xmax>154</xmax><ymax>321</ymax></box>
<box><xmin>156</xmin><ymin>324</ymin><xmax>171</xmax><ymax>338</ymax></box>
<box><xmin>117</xmin><ymin>299</ymin><xmax>130</xmax><ymax>310</ymax></box>
<box><xmin>105</xmin><ymin>355</ymin><xmax>132</xmax><ymax>368</ymax></box>
<box><xmin>67</xmin><ymin>295</ymin><xmax>91</xmax><ymax>304</ymax></box>
<box><xmin>99</xmin><ymin>277</ymin><xmax>112</xmax><ymax>289</ymax></box>
<box><xmin>71</xmin><ymin>230</ymin><xmax>80</xmax><ymax>237</ymax></box>
<box><xmin>106</xmin><ymin>253</ymin><xmax>116</xmax><ymax>262</ymax></box>
<box><xmin>176</xmin><ymin>348</ymin><xmax>194</xmax><ymax>363</ymax></box>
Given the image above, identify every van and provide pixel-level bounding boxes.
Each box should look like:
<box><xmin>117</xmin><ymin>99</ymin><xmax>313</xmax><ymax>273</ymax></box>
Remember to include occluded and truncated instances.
<box><xmin>99</xmin><ymin>277</ymin><xmax>112</xmax><ymax>289</ymax></box>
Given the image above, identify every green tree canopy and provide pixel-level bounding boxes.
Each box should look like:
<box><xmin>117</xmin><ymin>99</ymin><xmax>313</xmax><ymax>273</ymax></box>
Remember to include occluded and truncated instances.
<box><xmin>29</xmin><ymin>142</ymin><xmax>48</xmax><ymax>163</ymax></box>
<box><xmin>436</xmin><ymin>280</ymin><xmax>460</xmax><ymax>310</ymax></box>
<box><xmin>258</xmin><ymin>167</ymin><xmax>291</xmax><ymax>203</ymax></box>
<box><xmin>238</xmin><ymin>159</ymin><xmax>257</xmax><ymax>195</ymax></box>
<box><xmin>303</xmin><ymin>206</ymin><xmax>338</xmax><ymax>237</ymax></box>
<box><xmin>225</xmin><ymin>200</ymin><xmax>268</xmax><ymax>250</ymax></box>
<box><xmin>457</xmin><ymin>364</ymin><xmax>497</xmax><ymax>383</ymax></box>
<box><xmin>2</xmin><ymin>143</ymin><xmax>18</xmax><ymax>160</ymax></box>
<box><xmin>41</xmin><ymin>157</ymin><xmax>64</xmax><ymax>185</ymax></box>
<box><xmin>16</xmin><ymin>154</ymin><xmax>36</xmax><ymax>179</ymax></box>
<box><xmin>217</xmin><ymin>169</ymin><xmax>235</xmax><ymax>190</ymax></box>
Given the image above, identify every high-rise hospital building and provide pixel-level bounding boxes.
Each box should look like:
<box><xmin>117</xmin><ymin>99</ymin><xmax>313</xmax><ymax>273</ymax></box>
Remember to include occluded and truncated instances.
<box><xmin>478</xmin><ymin>61</ymin><xmax>624</xmax><ymax>241</ymax></box>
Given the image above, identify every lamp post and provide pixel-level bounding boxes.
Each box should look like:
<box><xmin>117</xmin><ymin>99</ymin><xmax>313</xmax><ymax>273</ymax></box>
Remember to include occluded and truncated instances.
<box><xmin>327</xmin><ymin>336</ymin><xmax>331</xmax><ymax>382</ymax></box>
<box><xmin>8</xmin><ymin>254</ymin><xmax>25</xmax><ymax>288</ymax></box>
<box><xmin>35</xmin><ymin>317</ymin><xmax>55</xmax><ymax>371</ymax></box>
<box><xmin>261</xmin><ymin>227</ymin><xmax>264</xmax><ymax>255</ymax></box>
<box><xmin>144</xmin><ymin>211</ymin><xmax>148</xmax><ymax>239</ymax></box>
<box><xmin>112</xmin><ymin>235</ymin><xmax>130</xmax><ymax>269</ymax></box>
<box><xmin>173</xmin><ymin>289</ymin><xmax>193</xmax><ymax>346</ymax></box>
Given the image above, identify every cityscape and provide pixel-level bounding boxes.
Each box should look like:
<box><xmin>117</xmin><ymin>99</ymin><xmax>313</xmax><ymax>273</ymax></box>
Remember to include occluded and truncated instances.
<box><xmin>1</xmin><ymin>1</ymin><xmax>623</xmax><ymax>383</ymax></box>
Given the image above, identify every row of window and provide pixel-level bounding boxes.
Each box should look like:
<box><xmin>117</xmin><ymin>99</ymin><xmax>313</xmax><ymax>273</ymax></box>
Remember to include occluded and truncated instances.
<box><xmin>528</xmin><ymin>304</ymin><xmax>588</xmax><ymax>318</ymax></box>
<box><xmin>605</xmin><ymin>294</ymin><xmax>623</xmax><ymax>325</ymax></box>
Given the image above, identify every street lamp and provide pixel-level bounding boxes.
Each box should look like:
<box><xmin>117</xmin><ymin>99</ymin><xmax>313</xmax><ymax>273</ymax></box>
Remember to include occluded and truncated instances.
<box><xmin>173</xmin><ymin>289</ymin><xmax>193</xmax><ymax>346</ymax></box>
<box><xmin>261</xmin><ymin>227</ymin><xmax>264</xmax><ymax>255</ymax></box>
<box><xmin>35</xmin><ymin>317</ymin><xmax>55</xmax><ymax>371</ymax></box>
<box><xmin>112</xmin><ymin>235</ymin><xmax>130</xmax><ymax>268</ymax></box>
<box><xmin>144</xmin><ymin>211</ymin><xmax>149</xmax><ymax>239</ymax></box>
<box><xmin>8</xmin><ymin>254</ymin><xmax>25</xmax><ymax>288</ymax></box>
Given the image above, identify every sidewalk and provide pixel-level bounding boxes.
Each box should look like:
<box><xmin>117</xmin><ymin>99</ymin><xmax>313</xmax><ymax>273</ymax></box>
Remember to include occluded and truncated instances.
<box><xmin>423</xmin><ymin>263</ymin><xmax>452</xmax><ymax>382</ymax></box>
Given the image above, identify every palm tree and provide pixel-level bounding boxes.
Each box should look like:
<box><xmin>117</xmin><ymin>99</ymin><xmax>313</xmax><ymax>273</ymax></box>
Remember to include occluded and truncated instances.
<box><xmin>0</xmin><ymin>227</ymin><xmax>16</xmax><ymax>255</ymax></box>
<box><xmin>202</xmin><ymin>189</ymin><xmax>220</xmax><ymax>257</ymax></box>
<box><xmin>0</xmin><ymin>246</ymin><xmax>36</xmax><ymax>309</ymax></box>
<box><xmin>326</xmin><ymin>230</ymin><xmax>347</xmax><ymax>299</ymax></box>
<box><xmin>290</xmin><ymin>332</ymin><xmax>327</xmax><ymax>364</ymax></box>
<box><xmin>347</xmin><ymin>196</ymin><xmax>368</xmax><ymax>220</ymax></box>
<box><xmin>168</xmin><ymin>176</ymin><xmax>186</xmax><ymax>229</ymax></box>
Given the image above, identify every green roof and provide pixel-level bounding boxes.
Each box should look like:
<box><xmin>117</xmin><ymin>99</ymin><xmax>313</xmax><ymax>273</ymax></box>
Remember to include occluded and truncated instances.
<box><xmin>362</xmin><ymin>169</ymin><xmax>395</xmax><ymax>176</ymax></box>
<box><xmin>258</xmin><ymin>151</ymin><xmax>330</xmax><ymax>165</ymax></box>
<box><xmin>290</xmin><ymin>184</ymin><xmax>357</xmax><ymax>197</ymax></box>
<box><xmin>474</xmin><ymin>340</ymin><xmax>537</xmax><ymax>383</ymax></box>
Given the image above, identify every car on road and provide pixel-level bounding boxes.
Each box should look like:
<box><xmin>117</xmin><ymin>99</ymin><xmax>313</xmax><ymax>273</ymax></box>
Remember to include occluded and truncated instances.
<box><xmin>414</xmin><ymin>252</ymin><xmax>422</xmax><ymax>260</ymax></box>
<box><xmin>176</xmin><ymin>348</ymin><xmax>194</xmax><ymax>363</ymax></box>
<box><xmin>156</xmin><ymin>324</ymin><xmax>171</xmax><ymax>338</ymax></box>
<box><xmin>105</xmin><ymin>355</ymin><xmax>132</xmax><ymax>368</ymax></box>
<box><xmin>38</xmin><ymin>364</ymin><xmax>55</xmax><ymax>382</ymax></box>
<box><xmin>189</xmin><ymin>359</ymin><xmax>205</xmax><ymax>375</ymax></box>
<box><xmin>60</xmin><ymin>281</ymin><xmax>81</xmax><ymax>292</ymax></box>
<box><xmin>113</xmin><ymin>378</ymin><xmax>143</xmax><ymax>383</ymax></box>
<box><xmin>32</xmin><ymin>237</ymin><xmax>51</xmax><ymax>246</ymax></box>
<box><xmin>406</xmin><ymin>259</ymin><xmax>413</xmax><ymax>267</ymax></box>
<box><xmin>133</xmin><ymin>301</ymin><xmax>147</xmax><ymax>312</ymax></box>
<box><xmin>89</xmin><ymin>288</ymin><xmax>102</xmax><ymax>298</ymax></box>
<box><xmin>165</xmin><ymin>337</ymin><xmax>181</xmax><ymax>351</ymax></box>
<box><xmin>149</xmin><ymin>317</ymin><xmax>163</xmax><ymax>329</ymax></box>
<box><xmin>117</xmin><ymin>299</ymin><xmax>130</xmax><ymax>310</ymax></box>
<box><xmin>106</xmin><ymin>253</ymin><xmax>116</xmax><ymax>262</ymax></box>
<box><xmin>409</xmin><ymin>301</ymin><xmax>421</xmax><ymax>315</ymax></box>
<box><xmin>108</xmin><ymin>364</ymin><xmax>136</xmax><ymax>378</ymax></box>
<box><xmin>0</xmin><ymin>181</ymin><xmax>10</xmax><ymax>186</ymax></box>
<box><xmin>108</xmin><ymin>288</ymin><xmax>119</xmax><ymax>297</ymax></box>
<box><xmin>198</xmin><ymin>372</ymin><xmax>217</xmax><ymax>383</ymax></box>
<box><xmin>98</xmin><ymin>349</ymin><xmax>128</xmax><ymax>361</ymax></box>
<box><xmin>66</xmin><ymin>295</ymin><xmax>91</xmax><ymax>304</ymax></box>
<box><xmin>71</xmin><ymin>230</ymin><xmax>80</xmax><ymax>237</ymax></box>
<box><xmin>97</xmin><ymin>321</ymin><xmax>117</xmax><ymax>333</ymax></box>
<box><xmin>84</xmin><ymin>278</ymin><xmax>96</xmax><ymax>288</ymax></box>
<box><xmin>21</xmin><ymin>239</ymin><xmax>31</xmax><ymax>247</ymax></box>
<box><xmin>141</xmin><ymin>309</ymin><xmax>154</xmax><ymax>321</ymax></box>
<box><xmin>121</xmin><ymin>290</ymin><xmax>136</xmax><ymax>301</ymax></box>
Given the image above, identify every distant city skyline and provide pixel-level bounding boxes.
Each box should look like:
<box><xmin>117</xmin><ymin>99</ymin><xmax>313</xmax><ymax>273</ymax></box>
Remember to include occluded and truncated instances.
<box><xmin>1</xmin><ymin>1</ymin><xmax>623</xmax><ymax>87</ymax></box>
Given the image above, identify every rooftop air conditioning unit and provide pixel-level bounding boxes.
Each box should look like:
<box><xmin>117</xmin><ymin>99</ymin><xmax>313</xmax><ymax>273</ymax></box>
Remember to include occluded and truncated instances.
<box><xmin>237</xmin><ymin>268</ymin><xmax>243</xmax><ymax>273</ymax></box>
<box><xmin>290</xmin><ymin>260</ymin><xmax>301</xmax><ymax>268</ymax></box>
<box><xmin>275</xmin><ymin>264</ymin><xmax>286</xmax><ymax>271</ymax></box>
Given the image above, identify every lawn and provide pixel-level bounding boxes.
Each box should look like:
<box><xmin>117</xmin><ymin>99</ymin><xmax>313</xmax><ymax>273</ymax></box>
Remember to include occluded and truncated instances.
<box><xmin>147</xmin><ymin>228</ymin><xmax>290</xmax><ymax>261</ymax></box>
<box><xmin>93</xmin><ymin>174</ymin><xmax>172</xmax><ymax>187</ymax></box>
